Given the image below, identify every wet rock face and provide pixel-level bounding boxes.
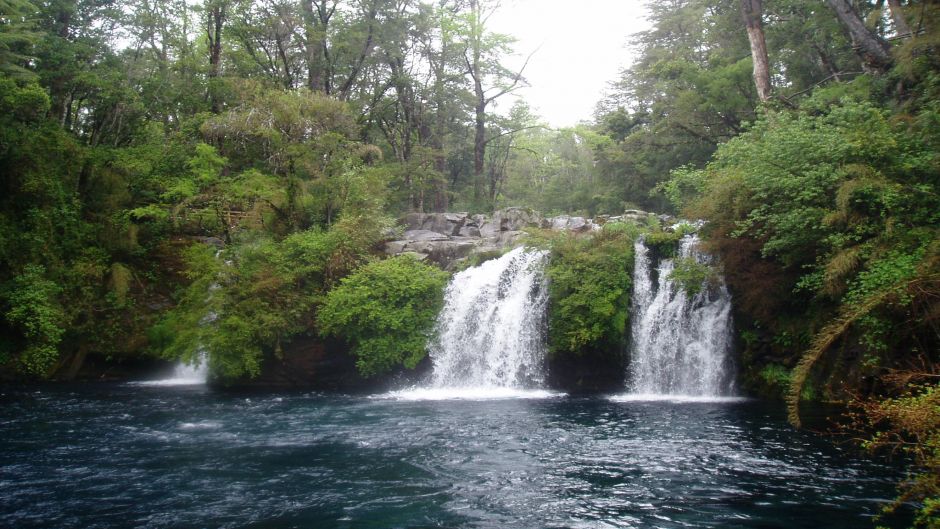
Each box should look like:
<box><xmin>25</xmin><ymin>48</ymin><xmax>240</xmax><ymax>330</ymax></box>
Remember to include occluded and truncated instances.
<box><xmin>385</xmin><ymin>208</ymin><xmax>650</xmax><ymax>269</ymax></box>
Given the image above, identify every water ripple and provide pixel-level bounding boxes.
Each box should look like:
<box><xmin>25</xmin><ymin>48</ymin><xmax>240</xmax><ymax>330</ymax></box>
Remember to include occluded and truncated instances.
<box><xmin>0</xmin><ymin>386</ymin><xmax>906</xmax><ymax>529</ymax></box>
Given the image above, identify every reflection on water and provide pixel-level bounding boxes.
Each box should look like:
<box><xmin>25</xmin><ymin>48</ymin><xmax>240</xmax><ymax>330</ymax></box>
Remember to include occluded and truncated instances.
<box><xmin>0</xmin><ymin>385</ymin><xmax>904</xmax><ymax>528</ymax></box>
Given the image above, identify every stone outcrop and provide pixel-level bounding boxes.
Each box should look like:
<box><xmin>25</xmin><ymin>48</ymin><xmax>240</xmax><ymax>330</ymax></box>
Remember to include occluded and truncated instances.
<box><xmin>385</xmin><ymin>207</ymin><xmax>651</xmax><ymax>269</ymax></box>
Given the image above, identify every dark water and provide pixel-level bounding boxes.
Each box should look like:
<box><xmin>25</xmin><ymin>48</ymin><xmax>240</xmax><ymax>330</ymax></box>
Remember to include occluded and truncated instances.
<box><xmin>0</xmin><ymin>385</ymin><xmax>905</xmax><ymax>528</ymax></box>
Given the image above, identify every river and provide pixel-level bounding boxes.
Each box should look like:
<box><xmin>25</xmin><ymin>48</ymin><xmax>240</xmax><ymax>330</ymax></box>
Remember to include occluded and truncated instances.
<box><xmin>0</xmin><ymin>384</ymin><xmax>903</xmax><ymax>529</ymax></box>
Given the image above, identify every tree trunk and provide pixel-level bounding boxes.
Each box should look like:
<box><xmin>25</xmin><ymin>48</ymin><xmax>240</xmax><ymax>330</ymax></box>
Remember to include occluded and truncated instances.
<box><xmin>826</xmin><ymin>0</ymin><xmax>893</xmax><ymax>73</ymax></box>
<box><xmin>473</xmin><ymin>95</ymin><xmax>486</xmax><ymax>203</ymax></box>
<box><xmin>337</xmin><ymin>0</ymin><xmax>377</xmax><ymax>100</ymax></box>
<box><xmin>207</xmin><ymin>1</ymin><xmax>226</xmax><ymax>113</ymax></box>
<box><xmin>740</xmin><ymin>0</ymin><xmax>772</xmax><ymax>102</ymax></box>
<box><xmin>301</xmin><ymin>0</ymin><xmax>325</xmax><ymax>91</ymax></box>
<box><xmin>469</xmin><ymin>0</ymin><xmax>486</xmax><ymax>204</ymax></box>
<box><xmin>887</xmin><ymin>0</ymin><xmax>912</xmax><ymax>38</ymax></box>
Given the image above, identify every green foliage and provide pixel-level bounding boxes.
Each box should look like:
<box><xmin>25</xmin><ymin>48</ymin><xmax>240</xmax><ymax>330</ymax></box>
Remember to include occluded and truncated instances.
<box><xmin>317</xmin><ymin>255</ymin><xmax>449</xmax><ymax>377</ymax></box>
<box><xmin>858</xmin><ymin>385</ymin><xmax>940</xmax><ymax>528</ymax></box>
<box><xmin>669</xmin><ymin>257</ymin><xmax>717</xmax><ymax>297</ymax></box>
<box><xmin>667</xmin><ymin>96</ymin><xmax>940</xmax><ymax>401</ymax></box>
<box><xmin>545</xmin><ymin>223</ymin><xmax>638</xmax><ymax>356</ymax></box>
<box><xmin>759</xmin><ymin>364</ymin><xmax>791</xmax><ymax>388</ymax></box>
<box><xmin>643</xmin><ymin>230</ymin><xmax>683</xmax><ymax>258</ymax></box>
<box><xmin>154</xmin><ymin>214</ymin><xmax>391</xmax><ymax>381</ymax></box>
<box><xmin>3</xmin><ymin>265</ymin><xmax>64</xmax><ymax>376</ymax></box>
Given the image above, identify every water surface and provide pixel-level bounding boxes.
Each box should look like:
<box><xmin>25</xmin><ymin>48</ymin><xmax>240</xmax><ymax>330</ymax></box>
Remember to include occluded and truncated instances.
<box><xmin>0</xmin><ymin>385</ymin><xmax>903</xmax><ymax>528</ymax></box>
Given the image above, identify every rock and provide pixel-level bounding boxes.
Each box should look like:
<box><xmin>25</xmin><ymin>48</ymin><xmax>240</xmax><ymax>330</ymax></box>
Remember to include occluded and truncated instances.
<box><xmin>420</xmin><ymin>239</ymin><xmax>479</xmax><ymax>267</ymax></box>
<box><xmin>479</xmin><ymin>219</ymin><xmax>501</xmax><ymax>238</ymax></box>
<box><xmin>568</xmin><ymin>216</ymin><xmax>588</xmax><ymax>232</ymax></box>
<box><xmin>384</xmin><ymin>240</ymin><xmax>409</xmax><ymax>254</ymax></box>
<box><xmin>549</xmin><ymin>215</ymin><xmax>570</xmax><ymax>230</ymax></box>
<box><xmin>499</xmin><ymin>207</ymin><xmax>542</xmax><ymax>231</ymax></box>
<box><xmin>621</xmin><ymin>209</ymin><xmax>650</xmax><ymax>222</ymax></box>
<box><xmin>402</xmin><ymin>212</ymin><xmax>427</xmax><ymax>231</ymax></box>
<box><xmin>401</xmin><ymin>251</ymin><xmax>428</xmax><ymax>261</ymax></box>
<box><xmin>458</xmin><ymin>225</ymin><xmax>481</xmax><ymax>237</ymax></box>
<box><xmin>195</xmin><ymin>236</ymin><xmax>225</xmax><ymax>248</ymax></box>
<box><xmin>496</xmin><ymin>230</ymin><xmax>526</xmax><ymax>247</ymax></box>
<box><xmin>402</xmin><ymin>229</ymin><xmax>449</xmax><ymax>241</ymax></box>
<box><xmin>402</xmin><ymin>212</ymin><xmax>468</xmax><ymax>236</ymax></box>
<box><xmin>385</xmin><ymin>208</ymin><xmax>665</xmax><ymax>269</ymax></box>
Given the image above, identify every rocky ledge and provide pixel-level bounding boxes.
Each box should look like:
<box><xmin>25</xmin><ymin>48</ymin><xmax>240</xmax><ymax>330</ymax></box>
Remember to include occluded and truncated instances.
<box><xmin>385</xmin><ymin>207</ymin><xmax>652</xmax><ymax>269</ymax></box>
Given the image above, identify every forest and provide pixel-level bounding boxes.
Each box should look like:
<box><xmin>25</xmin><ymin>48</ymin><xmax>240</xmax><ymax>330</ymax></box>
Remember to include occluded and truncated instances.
<box><xmin>0</xmin><ymin>0</ymin><xmax>939</xmax><ymax>526</ymax></box>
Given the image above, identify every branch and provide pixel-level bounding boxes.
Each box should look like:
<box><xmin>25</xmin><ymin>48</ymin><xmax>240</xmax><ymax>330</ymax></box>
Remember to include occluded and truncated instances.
<box><xmin>483</xmin><ymin>125</ymin><xmax>545</xmax><ymax>146</ymax></box>
<box><xmin>783</xmin><ymin>71</ymin><xmax>864</xmax><ymax>101</ymax></box>
<box><xmin>483</xmin><ymin>46</ymin><xmax>539</xmax><ymax>105</ymax></box>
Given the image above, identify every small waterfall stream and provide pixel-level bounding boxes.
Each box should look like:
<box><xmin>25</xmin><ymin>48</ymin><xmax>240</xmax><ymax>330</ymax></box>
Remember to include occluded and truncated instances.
<box><xmin>626</xmin><ymin>234</ymin><xmax>735</xmax><ymax>398</ymax></box>
<box><xmin>393</xmin><ymin>247</ymin><xmax>555</xmax><ymax>399</ymax></box>
<box><xmin>133</xmin><ymin>352</ymin><xmax>208</xmax><ymax>386</ymax></box>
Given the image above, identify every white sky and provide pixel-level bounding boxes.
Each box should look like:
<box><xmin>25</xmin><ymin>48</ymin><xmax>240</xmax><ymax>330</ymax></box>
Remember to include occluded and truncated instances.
<box><xmin>487</xmin><ymin>0</ymin><xmax>651</xmax><ymax>128</ymax></box>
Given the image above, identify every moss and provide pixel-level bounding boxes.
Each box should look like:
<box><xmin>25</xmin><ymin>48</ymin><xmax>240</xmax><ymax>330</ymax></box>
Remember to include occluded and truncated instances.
<box><xmin>644</xmin><ymin>230</ymin><xmax>683</xmax><ymax>258</ymax></box>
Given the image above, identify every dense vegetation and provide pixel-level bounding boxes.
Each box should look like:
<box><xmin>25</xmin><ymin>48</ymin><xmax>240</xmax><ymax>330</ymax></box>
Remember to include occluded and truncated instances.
<box><xmin>542</xmin><ymin>222</ymin><xmax>639</xmax><ymax>358</ymax></box>
<box><xmin>318</xmin><ymin>255</ymin><xmax>449</xmax><ymax>377</ymax></box>
<box><xmin>638</xmin><ymin>2</ymin><xmax>940</xmax><ymax>524</ymax></box>
<box><xmin>1</xmin><ymin>0</ymin><xmax>938</xmax><ymax>524</ymax></box>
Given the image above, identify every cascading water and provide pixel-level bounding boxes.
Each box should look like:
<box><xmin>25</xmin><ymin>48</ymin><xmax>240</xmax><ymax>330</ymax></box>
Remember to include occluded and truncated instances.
<box><xmin>133</xmin><ymin>352</ymin><xmax>208</xmax><ymax>386</ymax></box>
<box><xmin>393</xmin><ymin>247</ymin><xmax>555</xmax><ymax>399</ymax></box>
<box><xmin>626</xmin><ymin>234</ymin><xmax>735</xmax><ymax>398</ymax></box>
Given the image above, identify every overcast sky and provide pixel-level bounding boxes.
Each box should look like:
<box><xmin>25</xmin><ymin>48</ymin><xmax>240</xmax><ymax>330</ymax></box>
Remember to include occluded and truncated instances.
<box><xmin>487</xmin><ymin>0</ymin><xmax>651</xmax><ymax>128</ymax></box>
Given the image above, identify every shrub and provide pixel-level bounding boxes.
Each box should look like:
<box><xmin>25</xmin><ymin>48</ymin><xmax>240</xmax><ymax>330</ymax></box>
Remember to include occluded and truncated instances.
<box><xmin>546</xmin><ymin>223</ymin><xmax>638</xmax><ymax>356</ymax></box>
<box><xmin>317</xmin><ymin>255</ymin><xmax>449</xmax><ymax>377</ymax></box>
<box><xmin>153</xmin><ymin>213</ymin><xmax>390</xmax><ymax>381</ymax></box>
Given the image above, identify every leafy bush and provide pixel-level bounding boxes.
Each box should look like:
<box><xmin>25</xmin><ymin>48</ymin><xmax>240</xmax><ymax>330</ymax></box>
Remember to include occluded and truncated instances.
<box><xmin>669</xmin><ymin>257</ymin><xmax>717</xmax><ymax>297</ymax></box>
<box><xmin>153</xmin><ymin>214</ymin><xmax>391</xmax><ymax>381</ymax></box>
<box><xmin>317</xmin><ymin>255</ymin><xmax>449</xmax><ymax>377</ymax></box>
<box><xmin>856</xmin><ymin>385</ymin><xmax>940</xmax><ymax>528</ymax></box>
<box><xmin>3</xmin><ymin>265</ymin><xmax>65</xmax><ymax>376</ymax></box>
<box><xmin>545</xmin><ymin>222</ymin><xmax>638</xmax><ymax>356</ymax></box>
<box><xmin>660</xmin><ymin>97</ymin><xmax>940</xmax><ymax>403</ymax></box>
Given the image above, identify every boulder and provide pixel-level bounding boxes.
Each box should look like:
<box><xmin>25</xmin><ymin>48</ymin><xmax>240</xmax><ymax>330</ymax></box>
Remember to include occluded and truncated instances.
<box><xmin>402</xmin><ymin>212</ymin><xmax>468</xmax><ymax>236</ymax></box>
<box><xmin>385</xmin><ymin>208</ymin><xmax>664</xmax><ymax>269</ymax></box>
<box><xmin>402</xmin><ymin>229</ymin><xmax>449</xmax><ymax>241</ymax></box>
<box><xmin>499</xmin><ymin>207</ymin><xmax>542</xmax><ymax>231</ymax></box>
<box><xmin>458</xmin><ymin>225</ymin><xmax>481</xmax><ymax>237</ymax></box>
<box><xmin>496</xmin><ymin>230</ymin><xmax>526</xmax><ymax>247</ymax></box>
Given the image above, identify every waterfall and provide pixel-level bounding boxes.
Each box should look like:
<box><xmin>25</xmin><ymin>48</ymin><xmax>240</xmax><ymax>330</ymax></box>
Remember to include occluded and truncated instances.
<box><xmin>626</xmin><ymin>234</ymin><xmax>735</xmax><ymax>398</ymax></box>
<box><xmin>133</xmin><ymin>352</ymin><xmax>208</xmax><ymax>386</ymax></box>
<box><xmin>391</xmin><ymin>247</ymin><xmax>556</xmax><ymax>400</ymax></box>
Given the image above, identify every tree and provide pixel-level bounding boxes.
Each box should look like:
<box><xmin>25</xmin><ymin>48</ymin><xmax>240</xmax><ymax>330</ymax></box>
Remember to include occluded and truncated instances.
<box><xmin>740</xmin><ymin>0</ymin><xmax>771</xmax><ymax>101</ymax></box>
<box><xmin>463</xmin><ymin>0</ymin><xmax>529</xmax><ymax>206</ymax></box>
<box><xmin>0</xmin><ymin>0</ymin><xmax>39</xmax><ymax>78</ymax></box>
<box><xmin>318</xmin><ymin>254</ymin><xmax>449</xmax><ymax>377</ymax></box>
<box><xmin>205</xmin><ymin>0</ymin><xmax>227</xmax><ymax>112</ymax></box>
<box><xmin>826</xmin><ymin>0</ymin><xmax>893</xmax><ymax>73</ymax></box>
<box><xmin>887</xmin><ymin>0</ymin><xmax>912</xmax><ymax>38</ymax></box>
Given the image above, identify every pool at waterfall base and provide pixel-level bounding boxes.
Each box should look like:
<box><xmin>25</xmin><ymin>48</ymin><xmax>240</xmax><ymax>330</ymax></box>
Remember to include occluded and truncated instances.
<box><xmin>0</xmin><ymin>384</ymin><xmax>908</xmax><ymax>529</ymax></box>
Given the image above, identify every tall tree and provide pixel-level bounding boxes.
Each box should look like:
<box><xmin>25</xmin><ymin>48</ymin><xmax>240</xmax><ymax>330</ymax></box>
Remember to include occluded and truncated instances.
<box><xmin>740</xmin><ymin>0</ymin><xmax>772</xmax><ymax>101</ymax></box>
<box><xmin>826</xmin><ymin>0</ymin><xmax>893</xmax><ymax>72</ymax></box>
<box><xmin>887</xmin><ymin>0</ymin><xmax>912</xmax><ymax>38</ymax></box>
<box><xmin>463</xmin><ymin>0</ymin><xmax>528</xmax><ymax>204</ymax></box>
<box><xmin>205</xmin><ymin>0</ymin><xmax>227</xmax><ymax>112</ymax></box>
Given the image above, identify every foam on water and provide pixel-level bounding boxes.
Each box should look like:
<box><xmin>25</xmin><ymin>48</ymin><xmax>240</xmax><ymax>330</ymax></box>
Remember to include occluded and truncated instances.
<box><xmin>131</xmin><ymin>353</ymin><xmax>208</xmax><ymax>386</ymax></box>
<box><xmin>609</xmin><ymin>393</ymin><xmax>748</xmax><ymax>404</ymax></box>
<box><xmin>381</xmin><ymin>387</ymin><xmax>564</xmax><ymax>401</ymax></box>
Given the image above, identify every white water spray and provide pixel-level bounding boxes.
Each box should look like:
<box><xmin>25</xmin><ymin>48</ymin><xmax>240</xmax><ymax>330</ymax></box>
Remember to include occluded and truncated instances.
<box><xmin>627</xmin><ymin>234</ymin><xmax>735</xmax><ymax>398</ymax></box>
<box><xmin>390</xmin><ymin>247</ymin><xmax>553</xmax><ymax>399</ymax></box>
<box><xmin>133</xmin><ymin>352</ymin><xmax>208</xmax><ymax>386</ymax></box>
